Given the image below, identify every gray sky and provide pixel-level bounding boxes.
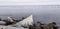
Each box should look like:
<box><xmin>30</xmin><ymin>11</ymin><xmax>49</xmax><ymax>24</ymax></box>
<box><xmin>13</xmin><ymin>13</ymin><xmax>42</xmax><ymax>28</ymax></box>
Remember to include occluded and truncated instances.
<box><xmin>0</xmin><ymin>0</ymin><xmax>60</xmax><ymax>5</ymax></box>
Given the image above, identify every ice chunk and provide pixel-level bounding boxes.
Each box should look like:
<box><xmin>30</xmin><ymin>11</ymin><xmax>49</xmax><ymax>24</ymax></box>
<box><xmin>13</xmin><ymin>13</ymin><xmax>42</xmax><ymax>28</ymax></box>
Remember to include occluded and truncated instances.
<box><xmin>8</xmin><ymin>15</ymin><xmax>33</xmax><ymax>27</ymax></box>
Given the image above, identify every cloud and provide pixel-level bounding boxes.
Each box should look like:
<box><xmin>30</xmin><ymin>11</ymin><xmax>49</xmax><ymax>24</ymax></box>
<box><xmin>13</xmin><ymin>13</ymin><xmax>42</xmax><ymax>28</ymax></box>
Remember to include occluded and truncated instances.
<box><xmin>0</xmin><ymin>0</ymin><xmax>59</xmax><ymax>5</ymax></box>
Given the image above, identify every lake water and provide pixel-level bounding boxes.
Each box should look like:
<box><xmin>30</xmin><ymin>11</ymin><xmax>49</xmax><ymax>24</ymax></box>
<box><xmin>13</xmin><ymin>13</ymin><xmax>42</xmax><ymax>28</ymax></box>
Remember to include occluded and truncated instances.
<box><xmin>0</xmin><ymin>5</ymin><xmax>60</xmax><ymax>26</ymax></box>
